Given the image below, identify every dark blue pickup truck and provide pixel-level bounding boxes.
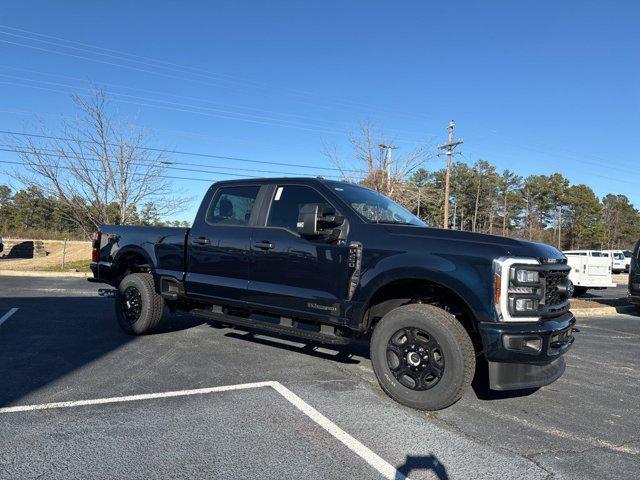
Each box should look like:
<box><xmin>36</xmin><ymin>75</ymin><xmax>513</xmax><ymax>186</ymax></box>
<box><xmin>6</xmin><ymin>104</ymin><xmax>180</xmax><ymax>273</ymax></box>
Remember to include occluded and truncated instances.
<box><xmin>90</xmin><ymin>177</ymin><xmax>576</xmax><ymax>410</ymax></box>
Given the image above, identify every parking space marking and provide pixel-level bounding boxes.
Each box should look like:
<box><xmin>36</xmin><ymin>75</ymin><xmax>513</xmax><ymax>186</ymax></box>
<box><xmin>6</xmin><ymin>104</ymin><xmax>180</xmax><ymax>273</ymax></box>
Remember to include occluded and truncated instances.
<box><xmin>0</xmin><ymin>308</ymin><xmax>18</xmax><ymax>327</ymax></box>
<box><xmin>0</xmin><ymin>380</ymin><xmax>409</xmax><ymax>480</ymax></box>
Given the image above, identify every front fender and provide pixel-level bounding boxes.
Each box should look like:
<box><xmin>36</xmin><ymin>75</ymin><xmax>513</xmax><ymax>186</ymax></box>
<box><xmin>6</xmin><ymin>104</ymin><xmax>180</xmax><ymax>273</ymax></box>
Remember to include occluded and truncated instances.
<box><xmin>351</xmin><ymin>252</ymin><xmax>495</xmax><ymax>326</ymax></box>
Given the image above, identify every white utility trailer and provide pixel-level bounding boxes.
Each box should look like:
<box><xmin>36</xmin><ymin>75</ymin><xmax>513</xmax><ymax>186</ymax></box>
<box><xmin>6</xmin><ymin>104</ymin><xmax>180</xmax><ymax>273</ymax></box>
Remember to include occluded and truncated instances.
<box><xmin>563</xmin><ymin>250</ymin><xmax>616</xmax><ymax>297</ymax></box>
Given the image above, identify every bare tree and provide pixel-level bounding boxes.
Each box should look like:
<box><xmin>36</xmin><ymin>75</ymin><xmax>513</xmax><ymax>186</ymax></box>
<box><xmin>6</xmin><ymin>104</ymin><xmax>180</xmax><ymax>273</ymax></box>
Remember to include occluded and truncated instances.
<box><xmin>10</xmin><ymin>89</ymin><xmax>191</xmax><ymax>236</ymax></box>
<box><xmin>322</xmin><ymin>123</ymin><xmax>432</xmax><ymax>203</ymax></box>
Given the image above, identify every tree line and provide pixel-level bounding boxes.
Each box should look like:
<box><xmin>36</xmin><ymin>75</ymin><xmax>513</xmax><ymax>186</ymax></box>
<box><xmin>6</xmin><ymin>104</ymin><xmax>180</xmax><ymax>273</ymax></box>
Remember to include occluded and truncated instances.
<box><xmin>327</xmin><ymin>125</ymin><xmax>640</xmax><ymax>251</ymax></box>
<box><xmin>396</xmin><ymin>161</ymin><xmax>639</xmax><ymax>250</ymax></box>
<box><xmin>0</xmin><ymin>184</ymin><xmax>189</xmax><ymax>240</ymax></box>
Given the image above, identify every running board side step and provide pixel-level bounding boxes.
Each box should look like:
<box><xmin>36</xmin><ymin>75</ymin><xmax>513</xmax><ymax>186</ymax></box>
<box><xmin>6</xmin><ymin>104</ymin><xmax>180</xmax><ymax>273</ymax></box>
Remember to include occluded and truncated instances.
<box><xmin>191</xmin><ymin>308</ymin><xmax>351</xmax><ymax>345</ymax></box>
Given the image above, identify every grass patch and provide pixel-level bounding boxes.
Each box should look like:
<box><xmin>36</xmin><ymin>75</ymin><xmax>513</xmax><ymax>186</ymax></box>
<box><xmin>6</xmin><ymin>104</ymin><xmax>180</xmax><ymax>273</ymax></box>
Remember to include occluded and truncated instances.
<box><xmin>42</xmin><ymin>259</ymin><xmax>92</xmax><ymax>272</ymax></box>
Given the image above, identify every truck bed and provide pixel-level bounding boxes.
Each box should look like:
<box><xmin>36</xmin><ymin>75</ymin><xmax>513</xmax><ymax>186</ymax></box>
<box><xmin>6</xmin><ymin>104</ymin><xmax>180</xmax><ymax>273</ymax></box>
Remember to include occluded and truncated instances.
<box><xmin>93</xmin><ymin>225</ymin><xmax>189</xmax><ymax>284</ymax></box>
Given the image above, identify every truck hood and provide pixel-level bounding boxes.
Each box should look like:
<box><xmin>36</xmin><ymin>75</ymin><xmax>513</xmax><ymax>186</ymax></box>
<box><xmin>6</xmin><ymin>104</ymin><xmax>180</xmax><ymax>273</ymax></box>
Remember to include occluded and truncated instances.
<box><xmin>383</xmin><ymin>225</ymin><xmax>566</xmax><ymax>261</ymax></box>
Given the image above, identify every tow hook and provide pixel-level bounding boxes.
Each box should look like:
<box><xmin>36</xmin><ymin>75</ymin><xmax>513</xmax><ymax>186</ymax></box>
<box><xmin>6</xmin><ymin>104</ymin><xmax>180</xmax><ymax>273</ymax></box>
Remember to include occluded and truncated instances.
<box><xmin>98</xmin><ymin>288</ymin><xmax>117</xmax><ymax>298</ymax></box>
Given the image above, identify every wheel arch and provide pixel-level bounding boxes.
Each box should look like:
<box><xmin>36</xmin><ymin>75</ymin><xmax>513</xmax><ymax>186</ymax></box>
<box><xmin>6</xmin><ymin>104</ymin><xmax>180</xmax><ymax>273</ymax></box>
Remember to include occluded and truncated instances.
<box><xmin>355</xmin><ymin>272</ymin><xmax>489</xmax><ymax>354</ymax></box>
<box><xmin>111</xmin><ymin>246</ymin><xmax>156</xmax><ymax>286</ymax></box>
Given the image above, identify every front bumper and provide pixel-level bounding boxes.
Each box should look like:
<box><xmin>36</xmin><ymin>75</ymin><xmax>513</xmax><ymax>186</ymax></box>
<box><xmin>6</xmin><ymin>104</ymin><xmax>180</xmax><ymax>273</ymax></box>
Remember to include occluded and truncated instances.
<box><xmin>479</xmin><ymin>312</ymin><xmax>576</xmax><ymax>390</ymax></box>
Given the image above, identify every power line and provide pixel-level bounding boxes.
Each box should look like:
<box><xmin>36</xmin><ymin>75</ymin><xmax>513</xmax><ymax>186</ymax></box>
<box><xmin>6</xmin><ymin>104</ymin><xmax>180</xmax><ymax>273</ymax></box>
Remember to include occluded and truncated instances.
<box><xmin>0</xmin><ymin>149</ymin><xmax>252</xmax><ymax>179</ymax></box>
<box><xmin>0</xmin><ymin>77</ymin><xmax>430</xmax><ymax>147</ymax></box>
<box><xmin>0</xmin><ymin>72</ymin><xmax>431</xmax><ymax>146</ymax></box>
<box><xmin>0</xmin><ymin>27</ymin><xmax>431</xmax><ymax>123</ymax></box>
<box><xmin>0</xmin><ymin>77</ymin><xmax>346</xmax><ymax>137</ymax></box>
<box><xmin>0</xmin><ymin>158</ymin><xmax>216</xmax><ymax>183</ymax></box>
<box><xmin>0</xmin><ymin>143</ymin><xmax>344</xmax><ymax>179</ymax></box>
<box><xmin>0</xmin><ymin>65</ymin><xmax>346</xmax><ymax>129</ymax></box>
<box><xmin>456</xmin><ymin>152</ymin><xmax>640</xmax><ymax>202</ymax></box>
<box><xmin>0</xmin><ymin>129</ymin><xmax>359</xmax><ymax>173</ymax></box>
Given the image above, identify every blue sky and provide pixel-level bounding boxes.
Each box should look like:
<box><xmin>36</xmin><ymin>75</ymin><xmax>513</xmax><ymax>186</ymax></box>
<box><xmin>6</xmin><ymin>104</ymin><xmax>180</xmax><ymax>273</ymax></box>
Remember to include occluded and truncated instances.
<box><xmin>0</xmin><ymin>1</ymin><xmax>638</xmax><ymax>221</ymax></box>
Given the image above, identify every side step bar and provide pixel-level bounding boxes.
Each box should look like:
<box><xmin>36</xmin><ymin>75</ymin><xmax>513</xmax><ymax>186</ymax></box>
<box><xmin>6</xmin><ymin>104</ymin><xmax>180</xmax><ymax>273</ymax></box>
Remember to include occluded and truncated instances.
<box><xmin>191</xmin><ymin>308</ymin><xmax>351</xmax><ymax>345</ymax></box>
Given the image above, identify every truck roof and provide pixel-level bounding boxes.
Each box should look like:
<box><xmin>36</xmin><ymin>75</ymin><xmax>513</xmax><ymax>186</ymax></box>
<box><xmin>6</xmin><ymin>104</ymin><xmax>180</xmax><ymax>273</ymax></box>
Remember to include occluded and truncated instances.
<box><xmin>209</xmin><ymin>177</ymin><xmax>352</xmax><ymax>188</ymax></box>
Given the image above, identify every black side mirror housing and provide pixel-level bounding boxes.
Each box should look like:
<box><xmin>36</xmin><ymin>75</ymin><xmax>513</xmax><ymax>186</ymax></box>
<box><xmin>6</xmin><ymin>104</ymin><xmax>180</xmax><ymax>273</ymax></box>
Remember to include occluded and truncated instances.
<box><xmin>298</xmin><ymin>204</ymin><xmax>347</xmax><ymax>241</ymax></box>
<box><xmin>298</xmin><ymin>203</ymin><xmax>319</xmax><ymax>236</ymax></box>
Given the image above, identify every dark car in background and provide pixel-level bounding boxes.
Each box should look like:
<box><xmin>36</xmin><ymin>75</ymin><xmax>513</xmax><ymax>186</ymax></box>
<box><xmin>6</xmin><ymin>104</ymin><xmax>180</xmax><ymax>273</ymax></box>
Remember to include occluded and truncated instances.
<box><xmin>629</xmin><ymin>241</ymin><xmax>640</xmax><ymax>313</ymax></box>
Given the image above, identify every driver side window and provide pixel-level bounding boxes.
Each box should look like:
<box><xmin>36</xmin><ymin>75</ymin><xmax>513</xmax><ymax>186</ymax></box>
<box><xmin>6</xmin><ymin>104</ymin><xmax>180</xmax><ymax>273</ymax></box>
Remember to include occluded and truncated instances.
<box><xmin>267</xmin><ymin>185</ymin><xmax>334</xmax><ymax>232</ymax></box>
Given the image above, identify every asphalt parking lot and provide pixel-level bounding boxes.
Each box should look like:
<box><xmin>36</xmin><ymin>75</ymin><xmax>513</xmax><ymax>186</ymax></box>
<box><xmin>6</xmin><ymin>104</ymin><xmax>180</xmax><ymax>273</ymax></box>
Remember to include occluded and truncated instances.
<box><xmin>579</xmin><ymin>282</ymin><xmax>629</xmax><ymax>300</ymax></box>
<box><xmin>1</xmin><ymin>276</ymin><xmax>639</xmax><ymax>479</ymax></box>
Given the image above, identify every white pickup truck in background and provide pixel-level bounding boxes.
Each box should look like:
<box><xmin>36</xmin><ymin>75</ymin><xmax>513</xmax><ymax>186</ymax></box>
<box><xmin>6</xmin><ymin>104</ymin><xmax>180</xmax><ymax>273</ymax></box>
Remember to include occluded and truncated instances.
<box><xmin>563</xmin><ymin>250</ymin><xmax>616</xmax><ymax>297</ymax></box>
<box><xmin>602</xmin><ymin>249</ymin><xmax>627</xmax><ymax>273</ymax></box>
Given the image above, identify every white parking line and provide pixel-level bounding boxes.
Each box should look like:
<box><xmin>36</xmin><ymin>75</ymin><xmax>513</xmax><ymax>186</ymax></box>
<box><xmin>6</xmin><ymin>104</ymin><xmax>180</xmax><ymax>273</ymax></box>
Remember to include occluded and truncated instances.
<box><xmin>0</xmin><ymin>380</ymin><xmax>409</xmax><ymax>480</ymax></box>
<box><xmin>0</xmin><ymin>308</ymin><xmax>18</xmax><ymax>327</ymax></box>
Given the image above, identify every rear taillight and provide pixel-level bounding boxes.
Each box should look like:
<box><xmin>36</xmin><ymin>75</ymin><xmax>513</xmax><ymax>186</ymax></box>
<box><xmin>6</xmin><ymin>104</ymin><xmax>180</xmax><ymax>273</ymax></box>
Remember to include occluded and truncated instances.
<box><xmin>92</xmin><ymin>231</ymin><xmax>101</xmax><ymax>262</ymax></box>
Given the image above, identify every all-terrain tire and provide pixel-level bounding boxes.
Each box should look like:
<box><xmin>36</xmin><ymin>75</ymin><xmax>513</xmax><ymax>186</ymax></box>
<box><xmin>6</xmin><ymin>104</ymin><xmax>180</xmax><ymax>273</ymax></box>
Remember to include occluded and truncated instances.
<box><xmin>115</xmin><ymin>272</ymin><xmax>164</xmax><ymax>335</ymax></box>
<box><xmin>370</xmin><ymin>304</ymin><xmax>475</xmax><ymax>411</ymax></box>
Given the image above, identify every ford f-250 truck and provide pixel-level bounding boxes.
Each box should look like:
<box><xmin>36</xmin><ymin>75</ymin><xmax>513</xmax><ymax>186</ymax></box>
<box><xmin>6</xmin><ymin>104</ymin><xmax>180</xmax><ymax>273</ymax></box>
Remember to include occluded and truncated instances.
<box><xmin>90</xmin><ymin>177</ymin><xmax>576</xmax><ymax>410</ymax></box>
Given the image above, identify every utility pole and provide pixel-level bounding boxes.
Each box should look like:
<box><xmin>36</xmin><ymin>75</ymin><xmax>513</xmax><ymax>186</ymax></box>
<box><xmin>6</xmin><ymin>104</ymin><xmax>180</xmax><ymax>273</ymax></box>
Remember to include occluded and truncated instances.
<box><xmin>557</xmin><ymin>206</ymin><xmax>562</xmax><ymax>249</ymax></box>
<box><xmin>379</xmin><ymin>144</ymin><xmax>399</xmax><ymax>194</ymax></box>
<box><xmin>437</xmin><ymin>120</ymin><xmax>463</xmax><ymax>229</ymax></box>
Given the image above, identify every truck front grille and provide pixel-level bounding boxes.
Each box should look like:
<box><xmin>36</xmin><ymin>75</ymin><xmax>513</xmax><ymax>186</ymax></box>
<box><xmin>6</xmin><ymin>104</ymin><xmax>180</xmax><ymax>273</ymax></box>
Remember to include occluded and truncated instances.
<box><xmin>543</xmin><ymin>269</ymin><xmax>570</xmax><ymax>306</ymax></box>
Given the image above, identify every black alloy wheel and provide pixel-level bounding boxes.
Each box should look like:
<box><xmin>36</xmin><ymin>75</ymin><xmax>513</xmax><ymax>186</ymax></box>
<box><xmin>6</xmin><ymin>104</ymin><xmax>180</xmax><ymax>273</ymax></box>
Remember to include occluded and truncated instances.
<box><xmin>121</xmin><ymin>285</ymin><xmax>143</xmax><ymax>323</ymax></box>
<box><xmin>386</xmin><ymin>327</ymin><xmax>445</xmax><ymax>391</ymax></box>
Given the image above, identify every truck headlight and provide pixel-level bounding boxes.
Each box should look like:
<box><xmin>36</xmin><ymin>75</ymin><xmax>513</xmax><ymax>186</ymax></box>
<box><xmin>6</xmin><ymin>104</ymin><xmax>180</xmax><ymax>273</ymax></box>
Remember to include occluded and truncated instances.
<box><xmin>494</xmin><ymin>257</ymin><xmax>544</xmax><ymax>322</ymax></box>
<box><xmin>514</xmin><ymin>298</ymin><xmax>539</xmax><ymax>312</ymax></box>
<box><xmin>515</xmin><ymin>269</ymin><xmax>539</xmax><ymax>284</ymax></box>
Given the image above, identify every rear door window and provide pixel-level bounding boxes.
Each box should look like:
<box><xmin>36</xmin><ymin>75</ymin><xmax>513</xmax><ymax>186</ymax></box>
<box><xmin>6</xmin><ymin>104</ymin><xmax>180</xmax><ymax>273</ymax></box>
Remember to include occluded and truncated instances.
<box><xmin>206</xmin><ymin>185</ymin><xmax>260</xmax><ymax>226</ymax></box>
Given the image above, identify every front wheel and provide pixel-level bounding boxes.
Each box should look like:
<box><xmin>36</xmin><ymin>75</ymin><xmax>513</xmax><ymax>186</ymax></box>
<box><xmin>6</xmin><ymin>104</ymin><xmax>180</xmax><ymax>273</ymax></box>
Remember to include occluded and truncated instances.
<box><xmin>115</xmin><ymin>272</ymin><xmax>164</xmax><ymax>335</ymax></box>
<box><xmin>370</xmin><ymin>304</ymin><xmax>475</xmax><ymax>411</ymax></box>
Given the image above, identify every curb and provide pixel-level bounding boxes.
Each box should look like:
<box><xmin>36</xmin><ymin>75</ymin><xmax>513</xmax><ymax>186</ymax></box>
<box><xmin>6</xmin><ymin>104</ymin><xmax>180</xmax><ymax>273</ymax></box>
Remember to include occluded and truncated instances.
<box><xmin>0</xmin><ymin>270</ymin><xmax>90</xmax><ymax>278</ymax></box>
<box><xmin>572</xmin><ymin>305</ymin><xmax>636</xmax><ymax>317</ymax></box>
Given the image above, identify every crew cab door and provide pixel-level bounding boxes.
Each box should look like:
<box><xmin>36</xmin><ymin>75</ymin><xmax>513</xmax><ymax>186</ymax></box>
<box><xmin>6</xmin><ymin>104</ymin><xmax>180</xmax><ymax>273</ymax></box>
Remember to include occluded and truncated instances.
<box><xmin>185</xmin><ymin>184</ymin><xmax>262</xmax><ymax>302</ymax></box>
<box><xmin>246</xmin><ymin>184</ymin><xmax>349</xmax><ymax>321</ymax></box>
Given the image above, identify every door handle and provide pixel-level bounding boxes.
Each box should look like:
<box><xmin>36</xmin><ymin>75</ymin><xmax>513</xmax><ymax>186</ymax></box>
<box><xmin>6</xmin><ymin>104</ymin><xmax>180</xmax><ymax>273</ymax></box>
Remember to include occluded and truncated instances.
<box><xmin>192</xmin><ymin>237</ymin><xmax>210</xmax><ymax>245</ymax></box>
<box><xmin>254</xmin><ymin>241</ymin><xmax>274</xmax><ymax>250</ymax></box>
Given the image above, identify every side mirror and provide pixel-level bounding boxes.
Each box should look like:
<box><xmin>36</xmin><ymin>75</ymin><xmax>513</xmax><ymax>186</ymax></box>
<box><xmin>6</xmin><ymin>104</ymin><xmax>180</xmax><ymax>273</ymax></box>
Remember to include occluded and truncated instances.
<box><xmin>297</xmin><ymin>203</ymin><xmax>319</xmax><ymax>236</ymax></box>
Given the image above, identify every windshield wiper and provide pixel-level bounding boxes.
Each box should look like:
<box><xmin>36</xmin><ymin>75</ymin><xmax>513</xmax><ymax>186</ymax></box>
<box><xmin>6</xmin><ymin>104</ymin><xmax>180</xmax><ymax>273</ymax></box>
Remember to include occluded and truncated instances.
<box><xmin>371</xmin><ymin>220</ymin><xmax>412</xmax><ymax>225</ymax></box>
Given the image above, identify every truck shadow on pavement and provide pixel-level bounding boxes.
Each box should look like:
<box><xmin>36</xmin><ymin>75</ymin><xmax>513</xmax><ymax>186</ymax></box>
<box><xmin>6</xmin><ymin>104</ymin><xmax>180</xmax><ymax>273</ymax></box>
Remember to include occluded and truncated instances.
<box><xmin>206</xmin><ymin>319</ymin><xmax>541</xmax><ymax>403</ymax></box>
<box><xmin>0</xmin><ymin>296</ymin><xmax>205</xmax><ymax>408</ymax></box>
<box><xmin>219</xmin><ymin>329</ymin><xmax>368</xmax><ymax>364</ymax></box>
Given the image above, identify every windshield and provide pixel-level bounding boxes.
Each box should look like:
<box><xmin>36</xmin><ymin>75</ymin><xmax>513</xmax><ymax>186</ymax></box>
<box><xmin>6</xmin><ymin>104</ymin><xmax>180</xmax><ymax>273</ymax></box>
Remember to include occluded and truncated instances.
<box><xmin>330</xmin><ymin>183</ymin><xmax>426</xmax><ymax>226</ymax></box>
<box><xmin>613</xmin><ymin>252</ymin><xmax>625</xmax><ymax>260</ymax></box>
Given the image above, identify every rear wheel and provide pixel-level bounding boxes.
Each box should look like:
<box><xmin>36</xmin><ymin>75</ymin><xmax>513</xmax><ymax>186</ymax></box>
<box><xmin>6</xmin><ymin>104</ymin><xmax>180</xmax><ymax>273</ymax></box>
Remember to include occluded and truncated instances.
<box><xmin>370</xmin><ymin>304</ymin><xmax>475</xmax><ymax>411</ymax></box>
<box><xmin>115</xmin><ymin>273</ymin><xmax>164</xmax><ymax>335</ymax></box>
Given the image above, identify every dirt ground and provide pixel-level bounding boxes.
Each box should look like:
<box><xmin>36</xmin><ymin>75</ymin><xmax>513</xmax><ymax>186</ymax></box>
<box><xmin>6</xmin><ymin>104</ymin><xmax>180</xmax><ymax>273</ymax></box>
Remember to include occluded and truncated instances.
<box><xmin>0</xmin><ymin>239</ymin><xmax>91</xmax><ymax>271</ymax></box>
